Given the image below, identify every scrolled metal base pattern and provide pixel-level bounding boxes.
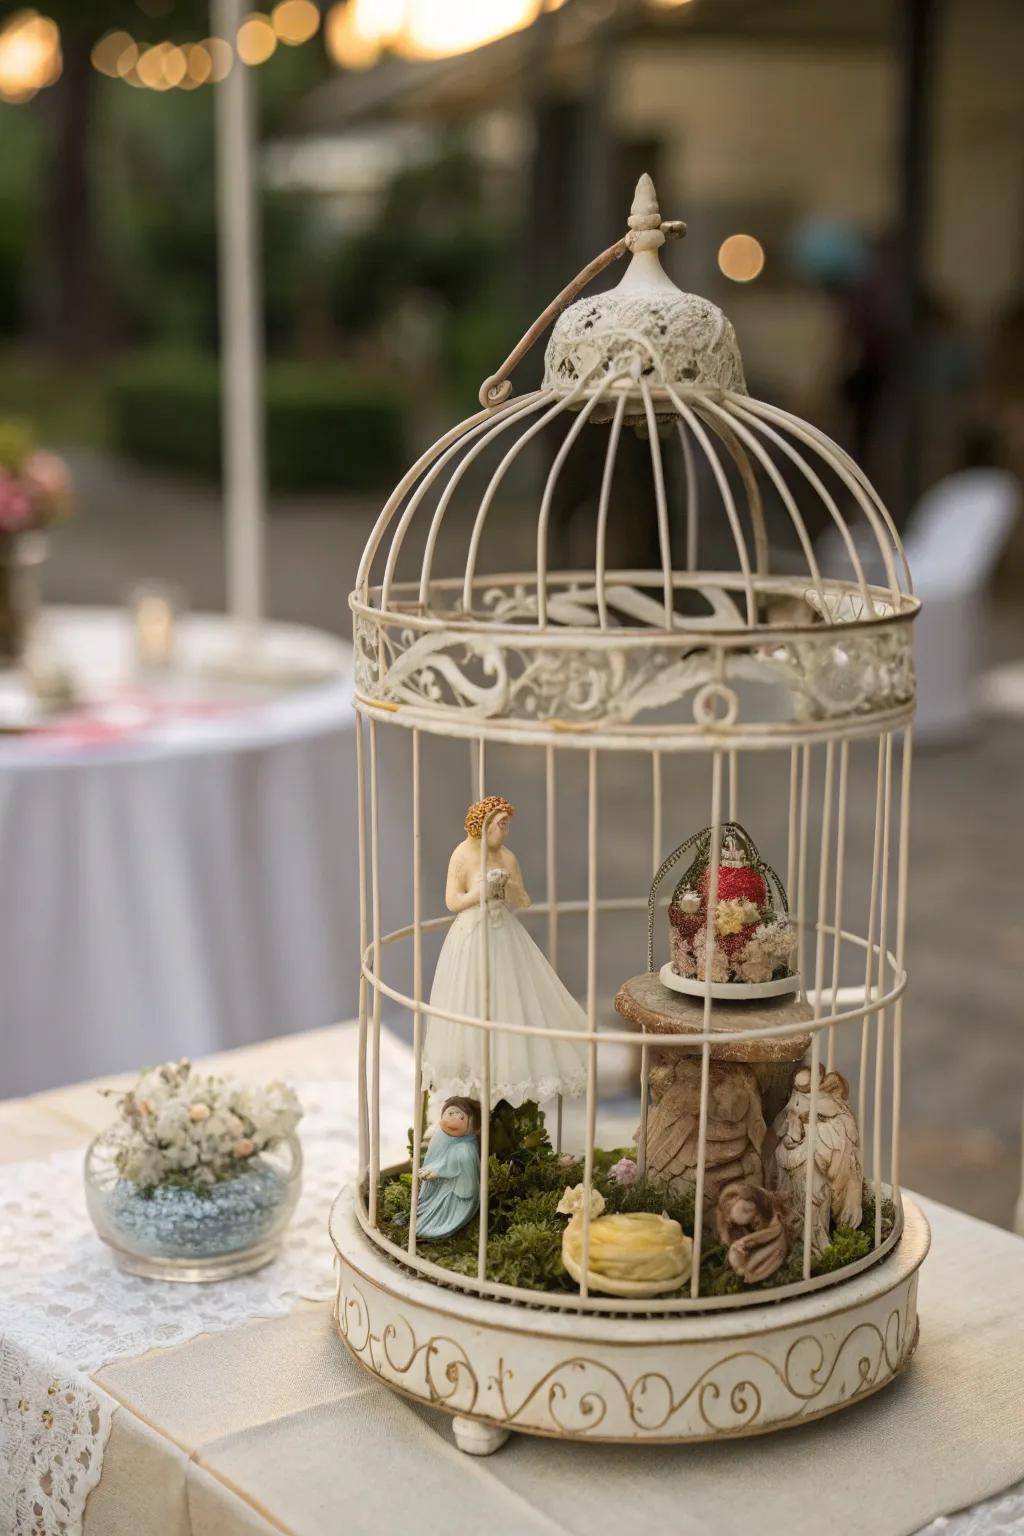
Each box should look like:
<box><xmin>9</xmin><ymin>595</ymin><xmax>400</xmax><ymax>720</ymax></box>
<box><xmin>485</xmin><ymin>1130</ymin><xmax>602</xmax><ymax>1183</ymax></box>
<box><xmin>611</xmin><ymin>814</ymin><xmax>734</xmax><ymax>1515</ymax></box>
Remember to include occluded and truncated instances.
<box><xmin>330</xmin><ymin>1192</ymin><xmax>928</xmax><ymax>1445</ymax></box>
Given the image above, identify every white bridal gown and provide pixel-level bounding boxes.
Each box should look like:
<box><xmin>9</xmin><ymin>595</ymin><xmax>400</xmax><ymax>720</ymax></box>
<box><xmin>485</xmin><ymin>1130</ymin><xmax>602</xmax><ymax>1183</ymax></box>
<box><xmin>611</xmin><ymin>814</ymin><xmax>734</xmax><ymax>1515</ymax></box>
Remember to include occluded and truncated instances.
<box><xmin>423</xmin><ymin>899</ymin><xmax>588</xmax><ymax>1106</ymax></box>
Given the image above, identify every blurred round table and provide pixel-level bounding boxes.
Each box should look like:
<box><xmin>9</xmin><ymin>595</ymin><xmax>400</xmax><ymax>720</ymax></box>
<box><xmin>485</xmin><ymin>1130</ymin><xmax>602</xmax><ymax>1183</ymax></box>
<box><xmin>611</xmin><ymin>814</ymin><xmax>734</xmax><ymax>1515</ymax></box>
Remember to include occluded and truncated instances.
<box><xmin>0</xmin><ymin>607</ymin><xmax>361</xmax><ymax>1097</ymax></box>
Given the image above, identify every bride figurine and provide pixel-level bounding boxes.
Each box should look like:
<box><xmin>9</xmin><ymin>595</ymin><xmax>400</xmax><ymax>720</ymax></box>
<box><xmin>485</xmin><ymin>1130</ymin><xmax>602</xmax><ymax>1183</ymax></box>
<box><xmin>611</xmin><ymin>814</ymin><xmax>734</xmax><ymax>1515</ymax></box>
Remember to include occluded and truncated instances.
<box><xmin>423</xmin><ymin>795</ymin><xmax>587</xmax><ymax>1107</ymax></box>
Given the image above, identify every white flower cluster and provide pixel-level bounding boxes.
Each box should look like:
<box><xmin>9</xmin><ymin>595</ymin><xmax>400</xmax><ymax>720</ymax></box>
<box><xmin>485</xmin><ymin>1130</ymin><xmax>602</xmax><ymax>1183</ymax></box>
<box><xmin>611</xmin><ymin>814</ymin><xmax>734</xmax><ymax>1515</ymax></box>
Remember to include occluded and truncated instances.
<box><xmin>107</xmin><ymin>1059</ymin><xmax>303</xmax><ymax>1189</ymax></box>
<box><xmin>676</xmin><ymin>914</ymin><xmax>796</xmax><ymax>984</ymax></box>
<box><xmin>736</xmin><ymin>919</ymin><xmax>797</xmax><ymax>983</ymax></box>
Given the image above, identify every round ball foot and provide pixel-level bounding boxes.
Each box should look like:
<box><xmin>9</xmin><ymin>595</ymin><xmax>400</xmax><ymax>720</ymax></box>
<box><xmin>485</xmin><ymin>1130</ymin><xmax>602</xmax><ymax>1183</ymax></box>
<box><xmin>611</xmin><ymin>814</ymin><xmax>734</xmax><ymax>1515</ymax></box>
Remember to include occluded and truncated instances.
<box><xmin>453</xmin><ymin>1417</ymin><xmax>510</xmax><ymax>1456</ymax></box>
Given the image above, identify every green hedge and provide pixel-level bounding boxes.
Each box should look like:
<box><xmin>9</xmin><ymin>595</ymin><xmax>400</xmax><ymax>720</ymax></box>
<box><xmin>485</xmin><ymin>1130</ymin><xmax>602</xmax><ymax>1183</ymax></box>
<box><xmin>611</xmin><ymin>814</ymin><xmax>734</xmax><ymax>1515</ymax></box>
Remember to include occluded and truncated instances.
<box><xmin>106</xmin><ymin>354</ymin><xmax>407</xmax><ymax>493</ymax></box>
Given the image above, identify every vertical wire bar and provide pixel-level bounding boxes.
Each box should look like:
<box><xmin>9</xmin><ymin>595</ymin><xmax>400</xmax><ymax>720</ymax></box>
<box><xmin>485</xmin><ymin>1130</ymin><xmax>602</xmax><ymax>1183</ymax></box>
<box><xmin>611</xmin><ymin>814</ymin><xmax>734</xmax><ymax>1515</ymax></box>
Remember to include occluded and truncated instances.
<box><xmin>368</xmin><ymin>718</ymin><xmax>382</xmax><ymax>1226</ymax></box>
<box><xmin>477</xmin><ymin>739</ymin><xmax>486</xmax><ymax>798</ymax></box>
<box><xmin>873</xmin><ymin>733</ymin><xmax>894</xmax><ymax>1248</ymax></box>
<box><xmin>827</xmin><ymin>739</ymin><xmax>850</xmax><ymax>1071</ymax></box>
<box><xmin>680</xmin><ymin>418</ymin><xmax>699</xmax><ymax>570</ymax></box>
<box><xmin>812</xmin><ymin>742</ymin><xmax>836</xmax><ymax>1026</ymax></box>
<box><xmin>858</xmin><ymin>737</ymin><xmax>887</xmax><ymax>1142</ymax></box>
<box><xmin>651</xmin><ymin>750</ymin><xmax>664</xmax><ymax>874</ymax></box>
<box><xmin>579</xmin><ymin>750</ymin><xmax>599</xmax><ymax>1300</ymax></box>
<box><xmin>728</xmin><ymin>750</ymin><xmax>739</xmax><ymax>820</ymax></box>
<box><xmin>690</xmin><ymin>748</ymin><xmax>723</xmax><ymax>1297</ymax></box>
<box><xmin>476</xmin><ymin>819</ymin><xmax>492</xmax><ymax>1285</ymax></box>
<box><xmin>408</xmin><ymin>728</ymin><xmax>424</xmax><ymax>1253</ymax></box>
<box><xmin>545</xmin><ymin>744</ymin><xmax>563</xmax><ymax>1152</ymax></box>
<box><xmin>802</xmin><ymin>1030</ymin><xmax>821</xmax><ymax>1279</ymax></box>
<box><xmin>638</xmin><ymin>751</ymin><xmax>663</xmax><ymax>1176</ymax></box>
<box><xmin>355</xmin><ymin>712</ymin><xmax>369</xmax><ymax>1189</ymax></box>
<box><xmin>639</xmin><ymin>379</ymin><xmax>674</xmax><ymax>627</ymax></box>
<box><xmin>890</xmin><ymin>727</ymin><xmax>913</xmax><ymax>1194</ymax></box>
<box><xmin>796</xmin><ymin>743</ymin><xmax>811</xmax><ymax>991</ymax></box>
<box><xmin>595</xmin><ymin>390</ymin><xmax>627</xmax><ymax>631</ymax></box>
<box><xmin>803</xmin><ymin>742</ymin><xmax>834</xmax><ymax>1279</ymax></box>
<box><xmin>786</xmin><ymin>746</ymin><xmax>800</xmax><ymax>901</ymax></box>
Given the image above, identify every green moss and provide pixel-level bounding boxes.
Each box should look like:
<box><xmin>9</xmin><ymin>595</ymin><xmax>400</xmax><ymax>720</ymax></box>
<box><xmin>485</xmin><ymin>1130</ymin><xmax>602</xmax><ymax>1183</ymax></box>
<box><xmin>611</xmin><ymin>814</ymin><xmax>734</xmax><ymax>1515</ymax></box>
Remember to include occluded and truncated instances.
<box><xmin>507</xmin><ymin>1189</ymin><xmax>563</xmax><ymax>1228</ymax></box>
<box><xmin>376</xmin><ymin>1102</ymin><xmax>895</xmax><ymax>1297</ymax></box>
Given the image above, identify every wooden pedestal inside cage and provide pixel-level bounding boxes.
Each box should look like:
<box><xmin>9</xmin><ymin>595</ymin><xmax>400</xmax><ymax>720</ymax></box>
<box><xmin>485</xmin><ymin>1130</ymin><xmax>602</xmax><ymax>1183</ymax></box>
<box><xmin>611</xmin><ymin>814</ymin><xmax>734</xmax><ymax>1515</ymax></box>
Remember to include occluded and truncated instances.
<box><xmin>615</xmin><ymin>973</ymin><xmax>813</xmax><ymax>1207</ymax></box>
<box><xmin>330</xmin><ymin>1188</ymin><xmax>929</xmax><ymax>1451</ymax></box>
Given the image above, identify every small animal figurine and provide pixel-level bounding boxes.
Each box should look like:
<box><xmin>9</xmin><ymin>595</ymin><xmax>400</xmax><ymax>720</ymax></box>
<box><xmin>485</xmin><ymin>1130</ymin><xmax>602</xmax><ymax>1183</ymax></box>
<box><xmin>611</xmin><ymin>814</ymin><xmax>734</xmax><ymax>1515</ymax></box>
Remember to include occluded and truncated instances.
<box><xmin>714</xmin><ymin>1180</ymin><xmax>798</xmax><ymax>1284</ymax></box>
<box><xmin>557</xmin><ymin>1184</ymin><xmax>692</xmax><ymax>1297</ymax></box>
<box><xmin>772</xmin><ymin>1064</ymin><xmax>863</xmax><ymax>1257</ymax></box>
<box><xmin>413</xmin><ymin>1096</ymin><xmax>481</xmax><ymax>1241</ymax></box>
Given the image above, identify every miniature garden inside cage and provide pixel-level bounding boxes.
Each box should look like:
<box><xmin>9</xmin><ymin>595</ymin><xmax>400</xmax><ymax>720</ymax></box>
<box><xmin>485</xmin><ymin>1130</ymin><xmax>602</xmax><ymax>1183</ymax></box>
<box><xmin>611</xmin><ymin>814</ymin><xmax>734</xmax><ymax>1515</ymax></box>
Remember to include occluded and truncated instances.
<box><xmin>330</xmin><ymin>176</ymin><xmax>928</xmax><ymax>1451</ymax></box>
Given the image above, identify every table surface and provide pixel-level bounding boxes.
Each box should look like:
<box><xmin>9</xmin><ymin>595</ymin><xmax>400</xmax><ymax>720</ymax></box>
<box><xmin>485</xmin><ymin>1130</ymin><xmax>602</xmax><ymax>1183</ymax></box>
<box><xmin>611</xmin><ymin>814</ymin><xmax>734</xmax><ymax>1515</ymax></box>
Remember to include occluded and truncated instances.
<box><xmin>3</xmin><ymin>1026</ymin><xmax>1023</xmax><ymax>1536</ymax></box>
<box><xmin>0</xmin><ymin>608</ymin><xmax>362</xmax><ymax>1098</ymax></box>
<box><xmin>0</xmin><ymin>606</ymin><xmax>352</xmax><ymax>766</ymax></box>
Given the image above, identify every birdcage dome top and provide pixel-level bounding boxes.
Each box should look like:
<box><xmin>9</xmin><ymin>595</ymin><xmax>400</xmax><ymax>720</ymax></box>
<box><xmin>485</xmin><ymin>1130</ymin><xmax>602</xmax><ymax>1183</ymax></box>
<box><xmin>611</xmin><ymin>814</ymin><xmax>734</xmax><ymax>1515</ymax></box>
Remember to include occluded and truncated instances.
<box><xmin>351</xmin><ymin>176</ymin><xmax>917</xmax><ymax>751</ymax></box>
<box><xmin>542</xmin><ymin>176</ymin><xmax>747</xmax><ymax>400</ymax></box>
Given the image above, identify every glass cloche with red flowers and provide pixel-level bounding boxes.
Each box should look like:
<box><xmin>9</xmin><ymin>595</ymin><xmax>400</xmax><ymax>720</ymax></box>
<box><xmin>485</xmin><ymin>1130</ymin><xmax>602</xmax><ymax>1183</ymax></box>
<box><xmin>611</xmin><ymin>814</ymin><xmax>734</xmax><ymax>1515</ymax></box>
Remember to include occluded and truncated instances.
<box><xmin>650</xmin><ymin>822</ymin><xmax>798</xmax><ymax>1000</ymax></box>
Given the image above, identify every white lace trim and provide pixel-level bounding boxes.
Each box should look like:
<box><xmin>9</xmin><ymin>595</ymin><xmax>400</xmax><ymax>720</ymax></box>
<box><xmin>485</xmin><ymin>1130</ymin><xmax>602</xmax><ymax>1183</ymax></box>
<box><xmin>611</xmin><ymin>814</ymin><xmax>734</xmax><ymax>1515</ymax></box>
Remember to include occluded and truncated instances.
<box><xmin>917</xmin><ymin>1483</ymin><xmax>1024</xmax><ymax>1535</ymax></box>
<box><xmin>0</xmin><ymin>1340</ymin><xmax>115</xmax><ymax>1536</ymax></box>
<box><xmin>0</xmin><ymin>1071</ymin><xmax>409</xmax><ymax>1535</ymax></box>
<box><xmin>421</xmin><ymin>1062</ymin><xmax>588</xmax><ymax>1108</ymax></box>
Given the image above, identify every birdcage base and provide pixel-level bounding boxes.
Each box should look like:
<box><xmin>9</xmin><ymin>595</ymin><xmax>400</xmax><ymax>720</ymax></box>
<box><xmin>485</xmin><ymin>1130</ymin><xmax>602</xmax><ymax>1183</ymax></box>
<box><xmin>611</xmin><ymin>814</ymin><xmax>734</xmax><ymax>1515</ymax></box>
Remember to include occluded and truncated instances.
<box><xmin>659</xmin><ymin>962</ymin><xmax>801</xmax><ymax>1002</ymax></box>
<box><xmin>330</xmin><ymin>1190</ymin><xmax>929</xmax><ymax>1449</ymax></box>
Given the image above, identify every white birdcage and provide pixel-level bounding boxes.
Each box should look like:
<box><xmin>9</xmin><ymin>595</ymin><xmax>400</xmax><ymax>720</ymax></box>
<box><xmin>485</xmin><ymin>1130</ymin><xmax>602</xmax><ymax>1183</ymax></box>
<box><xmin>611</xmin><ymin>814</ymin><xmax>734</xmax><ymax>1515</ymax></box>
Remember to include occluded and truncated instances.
<box><xmin>331</xmin><ymin>175</ymin><xmax>929</xmax><ymax>1452</ymax></box>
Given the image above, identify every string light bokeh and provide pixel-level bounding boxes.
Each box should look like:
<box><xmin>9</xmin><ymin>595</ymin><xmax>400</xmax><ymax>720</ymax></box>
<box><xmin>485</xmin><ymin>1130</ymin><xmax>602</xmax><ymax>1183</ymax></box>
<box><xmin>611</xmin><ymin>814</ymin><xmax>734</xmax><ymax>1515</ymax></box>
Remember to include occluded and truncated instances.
<box><xmin>6</xmin><ymin>0</ymin><xmax>706</xmax><ymax>101</ymax></box>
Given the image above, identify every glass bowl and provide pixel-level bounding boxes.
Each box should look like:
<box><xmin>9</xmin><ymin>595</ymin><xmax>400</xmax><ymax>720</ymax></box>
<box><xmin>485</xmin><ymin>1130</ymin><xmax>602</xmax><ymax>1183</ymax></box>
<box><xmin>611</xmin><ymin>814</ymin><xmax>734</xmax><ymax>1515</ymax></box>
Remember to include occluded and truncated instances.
<box><xmin>84</xmin><ymin>1131</ymin><xmax>302</xmax><ymax>1282</ymax></box>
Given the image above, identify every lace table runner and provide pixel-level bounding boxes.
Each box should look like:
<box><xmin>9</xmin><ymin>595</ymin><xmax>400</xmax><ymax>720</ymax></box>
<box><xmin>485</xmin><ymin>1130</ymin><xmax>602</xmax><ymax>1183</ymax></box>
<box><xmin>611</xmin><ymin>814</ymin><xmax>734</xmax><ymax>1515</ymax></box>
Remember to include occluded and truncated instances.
<box><xmin>0</xmin><ymin>1072</ymin><xmax>408</xmax><ymax>1536</ymax></box>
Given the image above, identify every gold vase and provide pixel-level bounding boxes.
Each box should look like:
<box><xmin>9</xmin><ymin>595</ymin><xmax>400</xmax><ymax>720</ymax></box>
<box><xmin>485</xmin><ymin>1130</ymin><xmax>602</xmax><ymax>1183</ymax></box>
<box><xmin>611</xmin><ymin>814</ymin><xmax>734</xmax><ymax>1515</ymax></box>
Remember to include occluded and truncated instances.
<box><xmin>0</xmin><ymin>529</ymin><xmax>47</xmax><ymax>666</ymax></box>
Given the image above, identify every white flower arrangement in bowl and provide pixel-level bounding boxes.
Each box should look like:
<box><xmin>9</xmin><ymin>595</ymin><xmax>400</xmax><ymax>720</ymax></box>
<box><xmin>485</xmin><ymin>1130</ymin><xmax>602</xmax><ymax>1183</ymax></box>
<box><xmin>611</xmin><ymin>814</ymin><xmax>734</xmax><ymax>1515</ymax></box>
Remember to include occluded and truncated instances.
<box><xmin>84</xmin><ymin>1059</ymin><xmax>304</xmax><ymax>1282</ymax></box>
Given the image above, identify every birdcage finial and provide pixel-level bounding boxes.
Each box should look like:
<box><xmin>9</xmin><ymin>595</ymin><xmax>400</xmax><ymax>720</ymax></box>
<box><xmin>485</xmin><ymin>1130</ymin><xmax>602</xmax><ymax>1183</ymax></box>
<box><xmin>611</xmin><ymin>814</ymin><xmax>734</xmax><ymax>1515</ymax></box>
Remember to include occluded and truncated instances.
<box><xmin>624</xmin><ymin>173</ymin><xmax>685</xmax><ymax>253</ymax></box>
<box><xmin>478</xmin><ymin>174</ymin><xmax>686</xmax><ymax>408</ymax></box>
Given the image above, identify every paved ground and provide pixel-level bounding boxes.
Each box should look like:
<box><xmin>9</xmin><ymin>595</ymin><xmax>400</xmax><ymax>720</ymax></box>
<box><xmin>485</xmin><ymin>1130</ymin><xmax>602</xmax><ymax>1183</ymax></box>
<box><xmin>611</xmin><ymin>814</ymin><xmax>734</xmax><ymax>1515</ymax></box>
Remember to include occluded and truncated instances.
<box><xmin>40</xmin><ymin>448</ymin><xmax>1024</xmax><ymax>1229</ymax></box>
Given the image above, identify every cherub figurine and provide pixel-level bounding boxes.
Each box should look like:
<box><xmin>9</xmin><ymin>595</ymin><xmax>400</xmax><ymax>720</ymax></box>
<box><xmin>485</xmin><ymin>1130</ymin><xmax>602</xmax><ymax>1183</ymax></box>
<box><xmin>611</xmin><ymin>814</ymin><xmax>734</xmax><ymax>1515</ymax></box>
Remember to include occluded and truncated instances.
<box><xmin>414</xmin><ymin>1097</ymin><xmax>481</xmax><ymax>1241</ymax></box>
<box><xmin>772</xmin><ymin>1064</ymin><xmax>863</xmax><ymax>1256</ymax></box>
<box><xmin>715</xmin><ymin>1180</ymin><xmax>798</xmax><ymax>1284</ymax></box>
<box><xmin>422</xmin><ymin>796</ymin><xmax>587</xmax><ymax>1106</ymax></box>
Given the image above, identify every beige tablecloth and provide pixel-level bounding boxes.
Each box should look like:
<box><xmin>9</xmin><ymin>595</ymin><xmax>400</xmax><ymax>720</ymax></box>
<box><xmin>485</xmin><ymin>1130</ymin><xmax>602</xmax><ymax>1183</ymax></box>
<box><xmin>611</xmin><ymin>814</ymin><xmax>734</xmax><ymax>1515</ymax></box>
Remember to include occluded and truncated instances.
<box><xmin>3</xmin><ymin>1026</ymin><xmax>1023</xmax><ymax>1536</ymax></box>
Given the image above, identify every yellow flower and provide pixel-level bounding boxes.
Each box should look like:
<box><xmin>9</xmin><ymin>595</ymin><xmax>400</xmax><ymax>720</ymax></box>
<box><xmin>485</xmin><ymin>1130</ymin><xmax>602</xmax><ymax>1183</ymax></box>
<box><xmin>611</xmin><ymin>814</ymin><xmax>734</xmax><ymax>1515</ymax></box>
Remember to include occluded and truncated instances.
<box><xmin>716</xmin><ymin>898</ymin><xmax>759</xmax><ymax>935</ymax></box>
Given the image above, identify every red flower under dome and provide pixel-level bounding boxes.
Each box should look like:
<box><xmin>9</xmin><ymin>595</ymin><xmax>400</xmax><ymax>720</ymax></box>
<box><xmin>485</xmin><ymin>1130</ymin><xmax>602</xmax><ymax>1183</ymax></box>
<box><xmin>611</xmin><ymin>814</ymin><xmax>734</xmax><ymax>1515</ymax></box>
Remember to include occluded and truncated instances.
<box><xmin>698</xmin><ymin>863</ymin><xmax>767</xmax><ymax>907</ymax></box>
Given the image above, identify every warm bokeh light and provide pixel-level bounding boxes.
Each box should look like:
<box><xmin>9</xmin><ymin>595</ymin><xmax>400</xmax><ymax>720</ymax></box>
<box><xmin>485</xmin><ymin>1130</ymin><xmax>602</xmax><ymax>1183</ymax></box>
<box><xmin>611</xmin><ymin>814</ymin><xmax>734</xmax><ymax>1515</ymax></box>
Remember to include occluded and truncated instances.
<box><xmin>647</xmin><ymin>0</ymin><xmax>696</xmax><ymax>8</ymax></box>
<box><xmin>325</xmin><ymin>0</ymin><xmax>542</xmax><ymax>68</ymax></box>
<box><xmin>115</xmin><ymin>38</ymin><xmax>139</xmax><ymax>79</ymax></box>
<box><xmin>91</xmin><ymin>29</ymin><xmax>133</xmax><ymax>76</ymax></box>
<box><xmin>161</xmin><ymin>42</ymin><xmax>187</xmax><ymax>87</ymax></box>
<box><xmin>0</xmin><ymin>10</ymin><xmax>61</xmax><ymax>103</ymax></box>
<box><xmin>136</xmin><ymin>42</ymin><xmax>170</xmax><ymax>89</ymax></box>
<box><xmin>187</xmin><ymin>41</ymin><xmax>213</xmax><ymax>84</ymax></box>
<box><xmin>718</xmin><ymin>233</ymin><xmax>766</xmax><ymax>283</ymax></box>
<box><xmin>236</xmin><ymin>12</ymin><xmax>277</xmax><ymax>64</ymax></box>
<box><xmin>324</xmin><ymin>0</ymin><xmax>390</xmax><ymax>70</ymax></box>
<box><xmin>204</xmin><ymin>36</ymin><xmax>234</xmax><ymax>81</ymax></box>
<box><xmin>272</xmin><ymin>0</ymin><xmax>320</xmax><ymax>45</ymax></box>
<box><xmin>396</xmin><ymin>0</ymin><xmax>541</xmax><ymax>59</ymax></box>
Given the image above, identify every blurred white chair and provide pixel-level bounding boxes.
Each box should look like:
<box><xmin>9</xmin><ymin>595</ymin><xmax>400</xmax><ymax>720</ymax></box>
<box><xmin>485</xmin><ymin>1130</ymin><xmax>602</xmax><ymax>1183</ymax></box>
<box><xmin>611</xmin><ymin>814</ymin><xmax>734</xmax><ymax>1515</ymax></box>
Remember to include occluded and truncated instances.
<box><xmin>818</xmin><ymin>469</ymin><xmax>1020</xmax><ymax>742</ymax></box>
<box><xmin>904</xmin><ymin>469</ymin><xmax>1019</xmax><ymax>741</ymax></box>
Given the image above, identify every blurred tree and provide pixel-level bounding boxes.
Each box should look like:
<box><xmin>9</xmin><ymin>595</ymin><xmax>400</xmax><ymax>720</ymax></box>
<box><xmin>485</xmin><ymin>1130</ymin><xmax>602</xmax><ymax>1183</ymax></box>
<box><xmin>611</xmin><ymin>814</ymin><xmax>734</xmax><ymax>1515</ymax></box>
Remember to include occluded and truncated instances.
<box><xmin>0</xmin><ymin>2</ymin><xmax>326</xmax><ymax>357</ymax></box>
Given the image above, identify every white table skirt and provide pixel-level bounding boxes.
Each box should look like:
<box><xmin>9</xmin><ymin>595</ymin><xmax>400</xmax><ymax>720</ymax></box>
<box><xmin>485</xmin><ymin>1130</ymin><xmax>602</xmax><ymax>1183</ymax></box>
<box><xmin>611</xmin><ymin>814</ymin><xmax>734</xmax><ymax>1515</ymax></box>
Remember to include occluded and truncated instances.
<box><xmin>0</xmin><ymin>609</ymin><xmax>366</xmax><ymax>1096</ymax></box>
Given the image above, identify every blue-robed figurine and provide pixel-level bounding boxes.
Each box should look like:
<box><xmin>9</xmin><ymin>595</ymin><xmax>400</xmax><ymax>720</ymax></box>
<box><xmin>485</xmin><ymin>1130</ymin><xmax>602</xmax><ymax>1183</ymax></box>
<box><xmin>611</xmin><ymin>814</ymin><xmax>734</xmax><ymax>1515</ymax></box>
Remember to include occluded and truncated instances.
<box><xmin>414</xmin><ymin>1096</ymin><xmax>481</xmax><ymax>1240</ymax></box>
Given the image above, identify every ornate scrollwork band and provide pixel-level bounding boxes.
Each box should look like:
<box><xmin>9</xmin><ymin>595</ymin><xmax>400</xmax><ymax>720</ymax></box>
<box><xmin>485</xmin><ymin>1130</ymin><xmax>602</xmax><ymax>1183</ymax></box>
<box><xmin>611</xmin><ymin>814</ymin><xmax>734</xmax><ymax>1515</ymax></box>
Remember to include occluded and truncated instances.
<box><xmin>334</xmin><ymin>1257</ymin><xmax>918</xmax><ymax>1442</ymax></box>
<box><xmin>353</xmin><ymin>584</ymin><xmax>915</xmax><ymax>736</ymax></box>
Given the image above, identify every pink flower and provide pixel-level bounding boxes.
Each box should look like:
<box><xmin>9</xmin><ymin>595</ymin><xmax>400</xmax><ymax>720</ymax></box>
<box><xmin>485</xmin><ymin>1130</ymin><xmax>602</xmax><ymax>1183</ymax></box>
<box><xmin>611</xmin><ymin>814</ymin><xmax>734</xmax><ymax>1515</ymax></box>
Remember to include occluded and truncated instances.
<box><xmin>609</xmin><ymin>1156</ymin><xmax>639</xmax><ymax>1186</ymax></box>
<box><xmin>557</xmin><ymin>1152</ymin><xmax>578</xmax><ymax>1168</ymax></box>
<box><xmin>22</xmin><ymin>450</ymin><xmax>72</xmax><ymax>521</ymax></box>
<box><xmin>0</xmin><ymin>474</ymin><xmax>34</xmax><ymax>533</ymax></box>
